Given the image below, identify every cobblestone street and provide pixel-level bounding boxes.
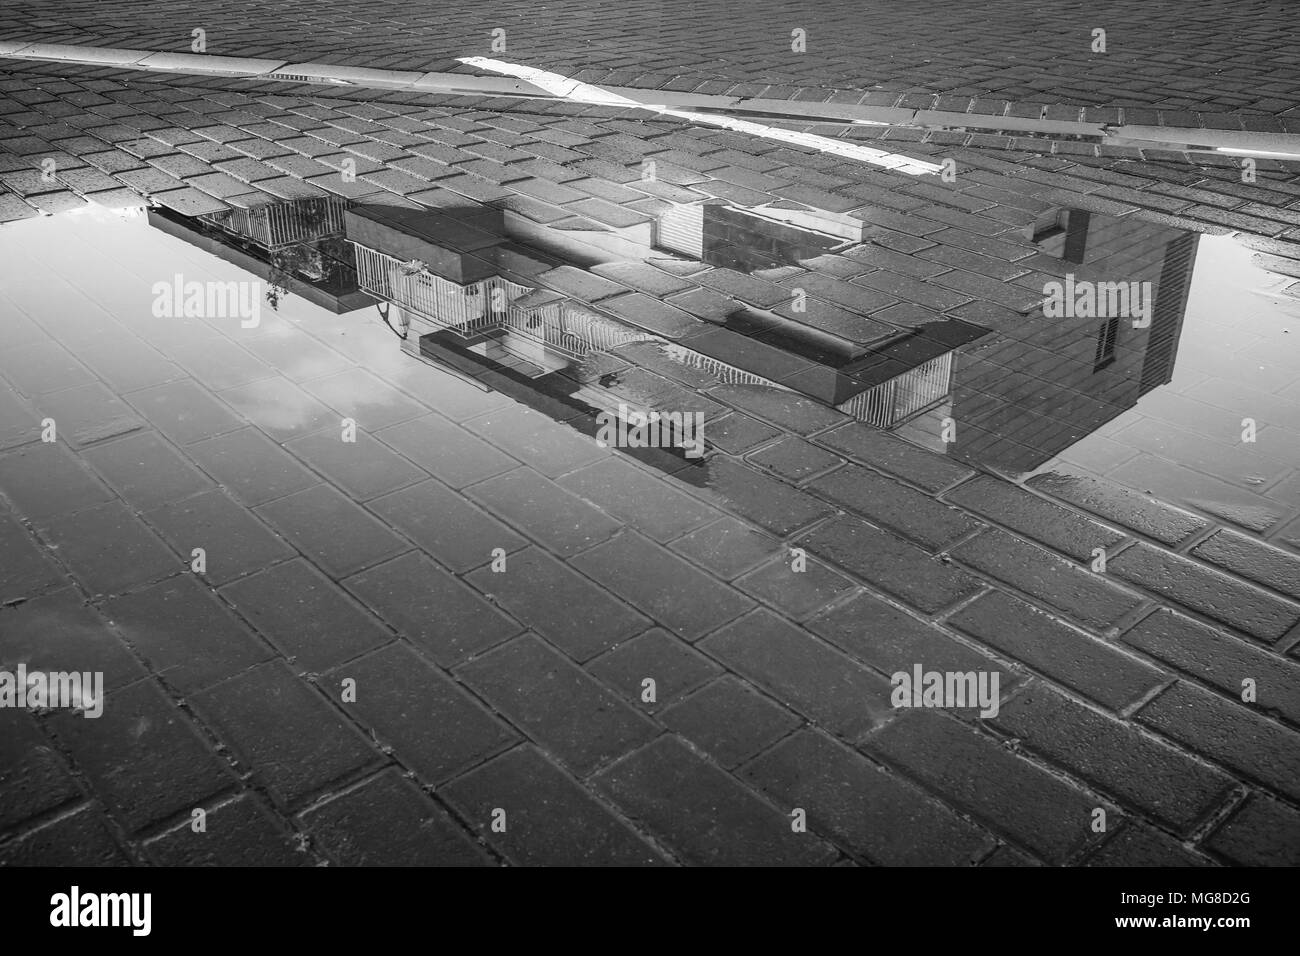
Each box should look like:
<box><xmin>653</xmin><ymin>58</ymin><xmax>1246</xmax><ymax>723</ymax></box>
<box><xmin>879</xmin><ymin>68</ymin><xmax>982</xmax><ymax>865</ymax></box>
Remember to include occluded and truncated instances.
<box><xmin>0</xmin><ymin>1</ymin><xmax>1298</xmax><ymax>869</ymax></box>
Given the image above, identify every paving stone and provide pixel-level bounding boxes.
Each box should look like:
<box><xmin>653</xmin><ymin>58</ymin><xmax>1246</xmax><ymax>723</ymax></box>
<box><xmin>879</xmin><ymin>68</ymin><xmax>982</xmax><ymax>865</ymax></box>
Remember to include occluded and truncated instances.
<box><xmin>1191</xmin><ymin>529</ymin><xmax>1300</xmax><ymax>600</ymax></box>
<box><xmin>192</xmin><ymin>661</ymin><xmax>382</xmax><ymax>808</ymax></box>
<box><xmin>456</xmin><ymin>634</ymin><xmax>657</xmax><ymax>775</ymax></box>
<box><xmin>145</xmin><ymin>794</ymin><xmax>309</xmax><ymax>866</ymax></box>
<box><xmin>593</xmin><ymin>736</ymin><xmax>836</xmax><ymax>866</ymax></box>
<box><xmin>126</xmin><ymin>379</ymin><xmax>243</xmax><ymax>446</ymax></box>
<box><xmin>556</xmin><ymin>457</ymin><xmax>719</xmax><ymax>543</ymax></box>
<box><xmin>255</xmin><ymin>484</ymin><xmax>408</xmax><ymax>578</ymax></box>
<box><xmin>746</xmin><ymin>436</ymin><xmax>843</xmax><ymax>483</ymax></box>
<box><xmin>658</xmin><ymin>675</ymin><xmax>800</xmax><ymax>768</ymax></box>
<box><xmin>806</xmin><ymin>589</ymin><xmax>1011</xmax><ymax>697</ymax></box>
<box><xmin>667</xmin><ymin>516</ymin><xmax>781</xmax><ymax>579</ymax></box>
<box><xmin>345</xmin><ymin>551</ymin><xmax>519</xmax><ymax>667</ymax></box>
<box><xmin>815</xmin><ymin>421</ymin><xmax>972</xmax><ymax>492</ymax></box>
<box><xmin>863</xmin><ymin>710</ymin><xmax>1104</xmax><ymax>864</ymax></box>
<box><xmin>800</xmin><ymin>515</ymin><xmax>982</xmax><ymax>614</ymax></box>
<box><xmin>103</xmin><ymin>576</ymin><xmax>271</xmax><ymax>693</ymax></box>
<box><xmin>744</xmin><ymin>729</ymin><xmax>996</xmax><ymax>865</ymax></box>
<box><xmin>991</xmin><ymin>683</ymin><xmax>1233</xmax><ymax>834</ymax></box>
<box><xmin>78</xmin><ymin>430</ymin><xmax>213</xmax><ymax>512</ymax></box>
<box><xmin>707</xmin><ymin>383</ymin><xmax>847</xmax><ymax>436</ymax></box>
<box><xmin>220</xmin><ymin>559</ymin><xmax>390</xmax><ymax>670</ymax></box>
<box><xmin>299</xmin><ymin>367</ymin><xmax>426</xmax><ymax>432</ymax></box>
<box><xmin>1136</xmin><ymin>681</ymin><xmax>1300</xmax><ymax>801</ymax></box>
<box><xmin>949</xmin><ymin>590</ymin><xmax>1165</xmax><ymax>710</ymax></box>
<box><xmin>187</xmin><ymin>427</ymin><xmax>319</xmax><ymax>506</ymax></box>
<box><xmin>696</xmin><ymin>456</ymin><xmax>834</xmax><ymax>536</ymax></box>
<box><xmin>1083</xmin><ymin>823</ymin><xmax>1211</xmax><ymax>867</ymax></box>
<box><xmin>465</xmin><ymin>466</ymin><xmax>623</xmax><ymax>557</ymax></box>
<box><xmin>587</xmin><ymin>628</ymin><xmax>722</xmax><ymax>713</ymax></box>
<box><xmin>40</xmin><ymin>500</ymin><xmax>179</xmax><ymax>596</ymax></box>
<box><xmin>328</xmin><ymin>643</ymin><xmax>516</xmax><ymax>785</ymax></box>
<box><xmin>0</xmin><ymin>511</ymin><xmax>63</xmax><ymax>604</ymax></box>
<box><xmin>0</xmin><ymin>585</ymin><xmax>147</xmax><ymax>692</ymax></box>
<box><xmin>0</xmin><ymin>443</ymin><xmax>114</xmax><ymax>521</ymax></box>
<box><xmin>283</xmin><ymin>429</ymin><xmax>424</xmax><ymax>501</ymax></box>
<box><xmin>572</xmin><ymin>531</ymin><xmax>754</xmax><ymax>641</ymax></box>
<box><xmin>701</xmin><ymin>411</ymin><xmax>782</xmax><ymax>454</ymax></box>
<box><xmin>0</xmin><ymin>339</ymin><xmax>96</xmax><ymax>395</ymax></box>
<box><xmin>465</xmin><ymin>546</ymin><xmax>646</xmax><ymax>661</ymax></box>
<box><xmin>1025</xmin><ymin>472</ymin><xmax>1210</xmax><ymax>547</ymax></box>
<box><xmin>945</xmin><ymin>474</ymin><xmax>1126</xmax><ymax>561</ymax></box>
<box><xmin>951</xmin><ymin>528</ymin><xmax>1143</xmax><ymax>631</ymax></box>
<box><xmin>463</xmin><ymin>406</ymin><xmax>608</xmax><ymax>477</ymax></box>
<box><xmin>1122</xmin><ymin>609</ymin><xmax>1300</xmax><ymax>727</ymax></box>
<box><xmin>734</xmin><ymin>554</ymin><xmax>856</xmax><ymax>620</ymax></box>
<box><xmin>699</xmin><ymin>609</ymin><xmax>893</xmax><ymax>738</ymax></box>
<box><xmin>0</xmin><ymin>707</ymin><xmax>80</xmax><ymax>832</ymax></box>
<box><xmin>441</xmin><ymin>746</ymin><xmax>665</xmax><ymax>865</ymax></box>
<box><xmin>1205</xmin><ymin>793</ymin><xmax>1300</xmax><ymax>867</ymax></box>
<box><xmin>1109</xmin><ymin>542</ymin><xmax>1300</xmax><ymax>643</ymax></box>
<box><xmin>369</xmin><ymin>478</ymin><xmax>526</xmax><ymax>573</ymax></box>
<box><xmin>0</xmin><ymin>805</ymin><xmax>129</xmax><ymax>866</ymax></box>
<box><xmin>810</xmin><ymin>463</ymin><xmax>980</xmax><ymax>552</ymax></box>
<box><xmin>374</xmin><ymin>413</ymin><xmax>516</xmax><ymax>489</ymax></box>
<box><xmin>51</xmin><ymin>679</ymin><xmax>233</xmax><ymax>833</ymax></box>
<box><xmin>302</xmin><ymin>769</ymin><xmax>488</xmax><ymax>866</ymax></box>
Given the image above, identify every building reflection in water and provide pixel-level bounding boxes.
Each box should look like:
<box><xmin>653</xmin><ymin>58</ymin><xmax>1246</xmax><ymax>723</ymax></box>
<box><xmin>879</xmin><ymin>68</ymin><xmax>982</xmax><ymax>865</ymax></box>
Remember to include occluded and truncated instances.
<box><xmin>147</xmin><ymin>192</ymin><xmax>1200</xmax><ymax>478</ymax></box>
<box><xmin>899</xmin><ymin>211</ymin><xmax>1199</xmax><ymax>475</ymax></box>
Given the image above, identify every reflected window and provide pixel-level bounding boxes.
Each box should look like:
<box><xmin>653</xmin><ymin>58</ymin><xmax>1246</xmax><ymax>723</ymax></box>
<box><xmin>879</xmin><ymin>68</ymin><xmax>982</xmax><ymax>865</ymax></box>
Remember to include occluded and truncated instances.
<box><xmin>1093</xmin><ymin>316</ymin><xmax>1119</xmax><ymax>372</ymax></box>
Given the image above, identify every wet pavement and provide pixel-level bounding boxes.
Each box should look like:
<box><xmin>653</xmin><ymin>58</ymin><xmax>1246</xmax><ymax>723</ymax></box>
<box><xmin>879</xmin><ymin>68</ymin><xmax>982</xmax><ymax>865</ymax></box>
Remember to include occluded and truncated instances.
<box><xmin>1</xmin><ymin>21</ymin><xmax>1299</xmax><ymax>868</ymax></box>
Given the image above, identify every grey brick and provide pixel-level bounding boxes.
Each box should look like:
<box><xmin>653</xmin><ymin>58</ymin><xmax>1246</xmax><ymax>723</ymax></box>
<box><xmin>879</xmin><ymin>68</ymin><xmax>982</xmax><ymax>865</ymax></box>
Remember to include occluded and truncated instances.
<box><xmin>863</xmin><ymin>710</ymin><xmax>1104</xmax><ymax>864</ymax></box>
<box><xmin>951</xmin><ymin>528</ymin><xmax>1144</xmax><ymax>630</ymax></box>
<box><xmin>699</xmin><ymin>609</ymin><xmax>893</xmax><ymax>738</ymax></box>
<box><xmin>456</xmin><ymin>635</ymin><xmax>657</xmax><ymax>775</ymax></box>
<box><xmin>145</xmin><ymin>794</ymin><xmax>309</xmax><ymax>866</ymax></box>
<box><xmin>466</xmin><ymin>547</ymin><xmax>647</xmax><ymax>660</ymax></box>
<box><xmin>1205</xmin><ymin>794</ymin><xmax>1300</xmax><ymax>867</ymax></box>
<box><xmin>946</xmin><ymin>474</ymin><xmax>1125</xmax><ymax>560</ymax></box>
<box><xmin>329</xmin><ymin>643</ymin><xmax>515</xmax><ymax>785</ymax></box>
<box><xmin>744</xmin><ymin>729</ymin><xmax>995</xmax><ymax>865</ymax></box>
<box><xmin>800</xmin><ymin>515</ymin><xmax>982</xmax><ymax>613</ymax></box>
<box><xmin>991</xmin><ymin>683</ymin><xmax>1233</xmax><ymax>834</ymax></box>
<box><xmin>1026</xmin><ymin>472</ymin><xmax>1209</xmax><ymax>547</ymax></box>
<box><xmin>659</xmin><ymin>676</ymin><xmax>800</xmax><ymax>767</ymax></box>
<box><xmin>1192</xmin><ymin>529</ymin><xmax>1300</xmax><ymax>600</ymax></box>
<box><xmin>302</xmin><ymin>769</ymin><xmax>489</xmax><ymax>866</ymax></box>
<box><xmin>192</xmin><ymin>662</ymin><xmax>382</xmax><ymax>807</ymax></box>
<box><xmin>809</xmin><ymin>464</ymin><xmax>980</xmax><ymax>551</ymax></box>
<box><xmin>1136</xmin><ymin>681</ymin><xmax>1300</xmax><ymax>801</ymax></box>
<box><xmin>1110</xmin><ymin>542</ymin><xmax>1300</xmax><ymax>643</ymax></box>
<box><xmin>593</xmin><ymin>736</ymin><xmax>836</xmax><ymax>866</ymax></box>
<box><xmin>1084</xmin><ymin>824</ymin><xmax>1211</xmax><ymax>867</ymax></box>
<box><xmin>1122</xmin><ymin>609</ymin><xmax>1300</xmax><ymax>727</ymax></box>
<box><xmin>815</xmin><ymin>422</ymin><xmax>972</xmax><ymax>492</ymax></box>
<box><xmin>587</xmin><ymin>629</ymin><xmax>721</xmax><ymax>712</ymax></box>
<box><xmin>571</xmin><ymin>532</ymin><xmax>754</xmax><ymax>641</ymax></box>
<box><xmin>442</xmin><ymin>746</ymin><xmax>665</xmax><ymax>866</ymax></box>
<box><xmin>949</xmin><ymin>590</ymin><xmax>1165</xmax><ymax>710</ymax></box>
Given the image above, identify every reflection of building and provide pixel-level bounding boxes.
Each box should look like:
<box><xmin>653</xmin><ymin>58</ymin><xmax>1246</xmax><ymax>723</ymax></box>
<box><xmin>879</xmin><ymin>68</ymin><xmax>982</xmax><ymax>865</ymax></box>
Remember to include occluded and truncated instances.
<box><xmin>926</xmin><ymin>210</ymin><xmax>1199</xmax><ymax>472</ymax></box>
<box><xmin>146</xmin><ymin>199</ymin><xmax>373</xmax><ymax>314</ymax></box>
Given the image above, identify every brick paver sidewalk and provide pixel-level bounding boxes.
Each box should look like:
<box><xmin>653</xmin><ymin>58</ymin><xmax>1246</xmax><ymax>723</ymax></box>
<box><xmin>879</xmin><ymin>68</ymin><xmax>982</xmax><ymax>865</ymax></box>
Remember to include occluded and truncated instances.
<box><xmin>2</xmin><ymin>0</ymin><xmax>1300</xmax><ymax>121</ymax></box>
<box><xmin>0</xmin><ymin>12</ymin><xmax>1299</xmax><ymax>867</ymax></box>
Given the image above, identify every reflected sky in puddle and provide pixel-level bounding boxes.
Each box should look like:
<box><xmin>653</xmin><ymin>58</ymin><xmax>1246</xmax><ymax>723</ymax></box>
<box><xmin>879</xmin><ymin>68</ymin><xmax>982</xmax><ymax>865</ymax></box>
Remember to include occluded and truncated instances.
<box><xmin>3</xmin><ymin>196</ymin><xmax>1297</xmax><ymax>538</ymax></box>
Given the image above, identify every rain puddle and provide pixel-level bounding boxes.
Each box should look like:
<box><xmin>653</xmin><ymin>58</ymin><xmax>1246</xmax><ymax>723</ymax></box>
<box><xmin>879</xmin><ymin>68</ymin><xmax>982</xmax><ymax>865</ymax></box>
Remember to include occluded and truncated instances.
<box><xmin>4</xmin><ymin>193</ymin><xmax>1297</xmax><ymax>543</ymax></box>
